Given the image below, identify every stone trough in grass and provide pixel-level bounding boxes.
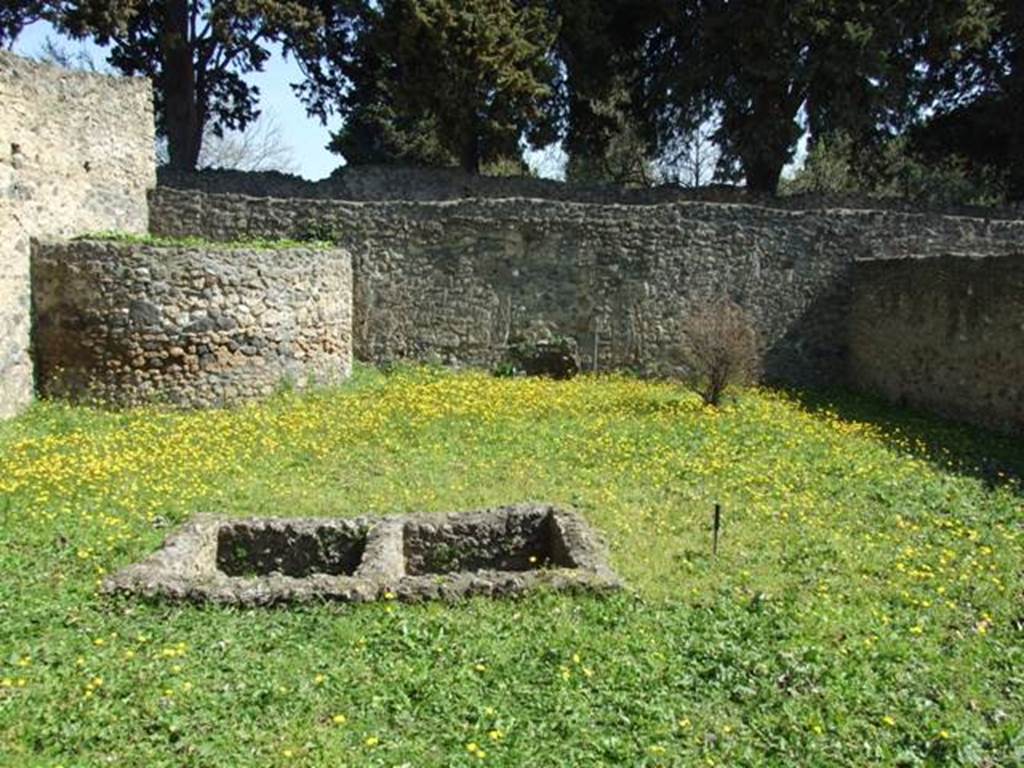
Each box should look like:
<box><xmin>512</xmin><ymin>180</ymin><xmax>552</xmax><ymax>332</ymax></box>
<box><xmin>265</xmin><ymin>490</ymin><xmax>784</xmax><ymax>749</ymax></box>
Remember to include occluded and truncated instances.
<box><xmin>104</xmin><ymin>504</ymin><xmax>622</xmax><ymax>605</ymax></box>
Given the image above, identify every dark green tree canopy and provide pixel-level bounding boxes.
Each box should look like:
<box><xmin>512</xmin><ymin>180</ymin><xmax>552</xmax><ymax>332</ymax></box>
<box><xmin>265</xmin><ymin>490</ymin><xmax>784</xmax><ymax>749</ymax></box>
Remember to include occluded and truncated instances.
<box><xmin>912</xmin><ymin>0</ymin><xmax>1023</xmax><ymax>199</ymax></box>
<box><xmin>645</xmin><ymin>0</ymin><xmax>998</xmax><ymax>193</ymax></box>
<box><xmin>300</xmin><ymin>0</ymin><xmax>559</xmax><ymax>173</ymax></box>
<box><xmin>552</xmin><ymin>0</ymin><xmax>662</xmax><ymax>184</ymax></box>
<box><xmin>3</xmin><ymin>0</ymin><xmax>1017</xmax><ymax>198</ymax></box>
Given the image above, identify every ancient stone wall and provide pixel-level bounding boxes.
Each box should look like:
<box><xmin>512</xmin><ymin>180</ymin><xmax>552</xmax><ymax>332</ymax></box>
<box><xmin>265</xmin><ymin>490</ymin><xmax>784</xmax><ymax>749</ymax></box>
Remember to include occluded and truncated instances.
<box><xmin>158</xmin><ymin>166</ymin><xmax>1024</xmax><ymax>219</ymax></box>
<box><xmin>0</xmin><ymin>52</ymin><xmax>155</xmax><ymax>417</ymax></box>
<box><xmin>159</xmin><ymin>164</ymin><xmax>738</xmax><ymax>203</ymax></box>
<box><xmin>149</xmin><ymin>188</ymin><xmax>1024</xmax><ymax>386</ymax></box>
<box><xmin>850</xmin><ymin>254</ymin><xmax>1024</xmax><ymax>435</ymax></box>
<box><xmin>32</xmin><ymin>240</ymin><xmax>353</xmax><ymax>408</ymax></box>
<box><xmin>4</xmin><ymin>43</ymin><xmax>1020</xmax><ymax>427</ymax></box>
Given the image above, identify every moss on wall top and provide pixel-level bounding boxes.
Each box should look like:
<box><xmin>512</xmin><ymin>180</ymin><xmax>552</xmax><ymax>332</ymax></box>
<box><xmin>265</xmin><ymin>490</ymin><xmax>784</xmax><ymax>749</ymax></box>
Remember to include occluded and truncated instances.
<box><xmin>77</xmin><ymin>232</ymin><xmax>336</xmax><ymax>251</ymax></box>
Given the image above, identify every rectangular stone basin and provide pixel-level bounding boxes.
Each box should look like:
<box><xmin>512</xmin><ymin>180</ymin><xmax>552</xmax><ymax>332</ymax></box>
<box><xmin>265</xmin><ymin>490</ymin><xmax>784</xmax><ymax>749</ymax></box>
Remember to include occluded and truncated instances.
<box><xmin>216</xmin><ymin>522</ymin><xmax>367</xmax><ymax>578</ymax></box>
<box><xmin>104</xmin><ymin>504</ymin><xmax>621</xmax><ymax>605</ymax></box>
<box><xmin>403</xmin><ymin>507</ymin><xmax>575</xmax><ymax>575</ymax></box>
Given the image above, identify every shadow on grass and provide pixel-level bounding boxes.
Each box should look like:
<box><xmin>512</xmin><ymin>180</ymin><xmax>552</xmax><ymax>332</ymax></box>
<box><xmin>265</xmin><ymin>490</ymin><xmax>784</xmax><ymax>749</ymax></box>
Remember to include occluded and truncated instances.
<box><xmin>787</xmin><ymin>386</ymin><xmax>1024</xmax><ymax>493</ymax></box>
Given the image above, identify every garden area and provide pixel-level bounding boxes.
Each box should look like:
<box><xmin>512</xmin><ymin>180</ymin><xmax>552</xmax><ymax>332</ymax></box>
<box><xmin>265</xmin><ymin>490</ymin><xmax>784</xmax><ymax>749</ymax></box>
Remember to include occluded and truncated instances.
<box><xmin>0</xmin><ymin>366</ymin><xmax>1021</xmax><ymax>766</ymax></box>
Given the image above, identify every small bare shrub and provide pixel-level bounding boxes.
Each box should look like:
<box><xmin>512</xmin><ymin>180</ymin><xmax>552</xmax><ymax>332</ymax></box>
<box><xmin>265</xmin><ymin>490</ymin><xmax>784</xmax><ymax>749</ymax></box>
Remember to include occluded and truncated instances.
<box><xmin>677</xmin><ymin>297</ymin><xmax>761</xmax><ymax>406</ymax></box>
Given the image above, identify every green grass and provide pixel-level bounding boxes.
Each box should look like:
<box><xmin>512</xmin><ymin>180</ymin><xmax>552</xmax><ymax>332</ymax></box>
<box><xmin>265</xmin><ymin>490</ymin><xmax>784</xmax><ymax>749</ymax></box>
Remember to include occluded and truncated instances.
<box><xmin>75</xmin><ymin>232</ymin><xmax>335</xmax><ymax>251</ymax></box>
<box><xmin>0</xmin><ymin>366</ymin><xmax>1021</xmax><ymax>767</ymax></box>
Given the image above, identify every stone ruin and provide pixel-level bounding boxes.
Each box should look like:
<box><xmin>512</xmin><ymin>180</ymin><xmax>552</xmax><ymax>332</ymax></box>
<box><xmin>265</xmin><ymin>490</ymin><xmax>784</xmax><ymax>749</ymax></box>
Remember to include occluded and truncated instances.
<box><xmin>103</xmin><ymin>503</ymin><xmax>623</xmax><ymax>605</ymax></box>
<box><xmin>32</xmin><ymin>238</ymin><xmax>353</xmax><ymax>408</ymax></box>
<box><xmin>2</xmin><ymin>50</ymin><xmax>1021</xmax><ymax>432</ymax></box>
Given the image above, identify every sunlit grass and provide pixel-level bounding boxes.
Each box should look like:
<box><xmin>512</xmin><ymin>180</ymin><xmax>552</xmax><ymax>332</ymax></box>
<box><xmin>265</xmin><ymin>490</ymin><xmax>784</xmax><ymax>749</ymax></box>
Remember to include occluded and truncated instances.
<box><xmin>0</xmin><ymin>365</ymin><xmax>1020</xmax><ymax>766</ymax></box>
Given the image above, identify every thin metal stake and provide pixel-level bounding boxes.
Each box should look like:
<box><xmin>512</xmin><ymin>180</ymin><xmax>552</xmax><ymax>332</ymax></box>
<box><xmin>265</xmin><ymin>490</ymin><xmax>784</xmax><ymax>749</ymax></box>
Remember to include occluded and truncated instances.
<box><xmin>712</xmin><ymin>503</ymin><xmax>721</xmax><ymax>555</ymax></box>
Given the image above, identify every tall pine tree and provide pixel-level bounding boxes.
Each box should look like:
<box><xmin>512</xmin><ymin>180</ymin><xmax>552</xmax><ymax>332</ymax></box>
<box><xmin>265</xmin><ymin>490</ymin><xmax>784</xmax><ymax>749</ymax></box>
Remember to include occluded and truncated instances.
<box><xmin>647</xmin><ymin>0</ymin><xmax>997</xmax><ymax>193</ymax></box>
<box><xmin>303</xmin><ymin>0</ymin><xmax>559</xmax><ymax>173</ymax></box>
<box><xmin>911</xmin><ymin>0</ymin><xmax>1024</xmax><ymax>200</ymax></box>
<box><xmin>552</xmin><ymin>0</ymin><xmax>662</xmax><ymax>184</ymax></box>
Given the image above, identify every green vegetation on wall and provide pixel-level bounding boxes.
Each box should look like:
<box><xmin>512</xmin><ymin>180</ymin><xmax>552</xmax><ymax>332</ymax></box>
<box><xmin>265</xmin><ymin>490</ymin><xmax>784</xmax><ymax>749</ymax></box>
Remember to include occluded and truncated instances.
<box><xmin>77</xmin><ymin>232</ymin><xmax>337</xmax><ymax>251</ymax></box>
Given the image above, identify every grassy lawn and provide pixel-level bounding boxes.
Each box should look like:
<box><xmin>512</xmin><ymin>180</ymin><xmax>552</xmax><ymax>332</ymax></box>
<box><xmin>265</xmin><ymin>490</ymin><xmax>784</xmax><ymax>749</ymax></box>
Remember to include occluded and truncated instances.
<box><xmin>0</xmin><ymin>366</ymin><xmax>1021</xmax><ymax>767</ymax></box>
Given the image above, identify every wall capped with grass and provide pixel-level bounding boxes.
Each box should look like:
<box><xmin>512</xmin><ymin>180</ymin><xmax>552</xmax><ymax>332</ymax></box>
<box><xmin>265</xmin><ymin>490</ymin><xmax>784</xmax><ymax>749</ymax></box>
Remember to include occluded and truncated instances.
<box><xmin>32</xmin><ymin>238</ymin><xmax>353</xmax><ymax>408</ymax></box>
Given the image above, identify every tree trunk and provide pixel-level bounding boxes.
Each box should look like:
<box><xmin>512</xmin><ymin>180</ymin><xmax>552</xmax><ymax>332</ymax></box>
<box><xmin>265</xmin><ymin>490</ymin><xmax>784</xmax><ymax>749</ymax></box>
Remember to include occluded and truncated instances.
<box><xmin>742</xmin><ymin>151</ymin><xmax>787</xmax><ymax>194</ymax></box>
<box><xmin>1006</xmin><ymin>50</ymin><xmax>1024</xmax><ymax>201</ymax></box>
<box><xmin>161</xmin><ymin>0</ymin><xmax>201</xmax><ymax>171</ymax></box>
<box><xmin>457</xmin><ymin>107</ymin><xmax>482</xmax><ymax>174</ymax></box>
<box><xmin>724</xmin><ymin>74</ymin><xmax>802</xmax><ymax>195</ymax></box>
<box><xmin>733</xmin><ymin>82</ymin><xmax>802</xmax><ymax>195</ymax></box>
<box><xmin>1003</xmin><ymin>6</ymin><xmax>1024</xmax><ymax>201</ymax></box>
<box><xmin>459</xmin><ymin>134</ymin><xmax>481</xmax><ymax>174</ymax></box>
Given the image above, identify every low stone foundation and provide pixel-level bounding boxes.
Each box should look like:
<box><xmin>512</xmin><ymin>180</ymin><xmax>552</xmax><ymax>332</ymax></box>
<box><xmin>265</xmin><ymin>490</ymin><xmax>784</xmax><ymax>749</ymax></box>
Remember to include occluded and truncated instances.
<box><xmin>103</xmin><ymin>504</ymin><xmax>622</xmax><ymax>605</ymax></box>
<box><xmin>31</xmin><ymin>239</ymin><xmax>353</xmax><ymax>408</ymax></box>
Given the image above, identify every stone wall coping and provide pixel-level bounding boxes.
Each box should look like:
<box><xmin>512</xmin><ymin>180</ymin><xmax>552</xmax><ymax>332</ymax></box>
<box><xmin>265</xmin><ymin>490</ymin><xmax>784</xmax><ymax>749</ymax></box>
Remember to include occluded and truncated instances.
<box><xmin>150</xmin><ymin>186</ymin><xmax>1024</xmax><ymax>228</ymax></box>
<box><xmin>0</xmin><ymin>50</ymin><xmax>146</xmax><ymax>86</ymax></box>
<box><xmin>854</xmin><ymin>251</ymin><xmax>1024</xmax><ymax>263</ymax></box>
<box><xmin>42</xmin><ymin>237</ymin><xmax>344</xmax><ymax>253</ymax></box>
<box><xmin>157</xmin><ymin>166</ymin><xmax>1024</xmax><ymax>220</ymax></box>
